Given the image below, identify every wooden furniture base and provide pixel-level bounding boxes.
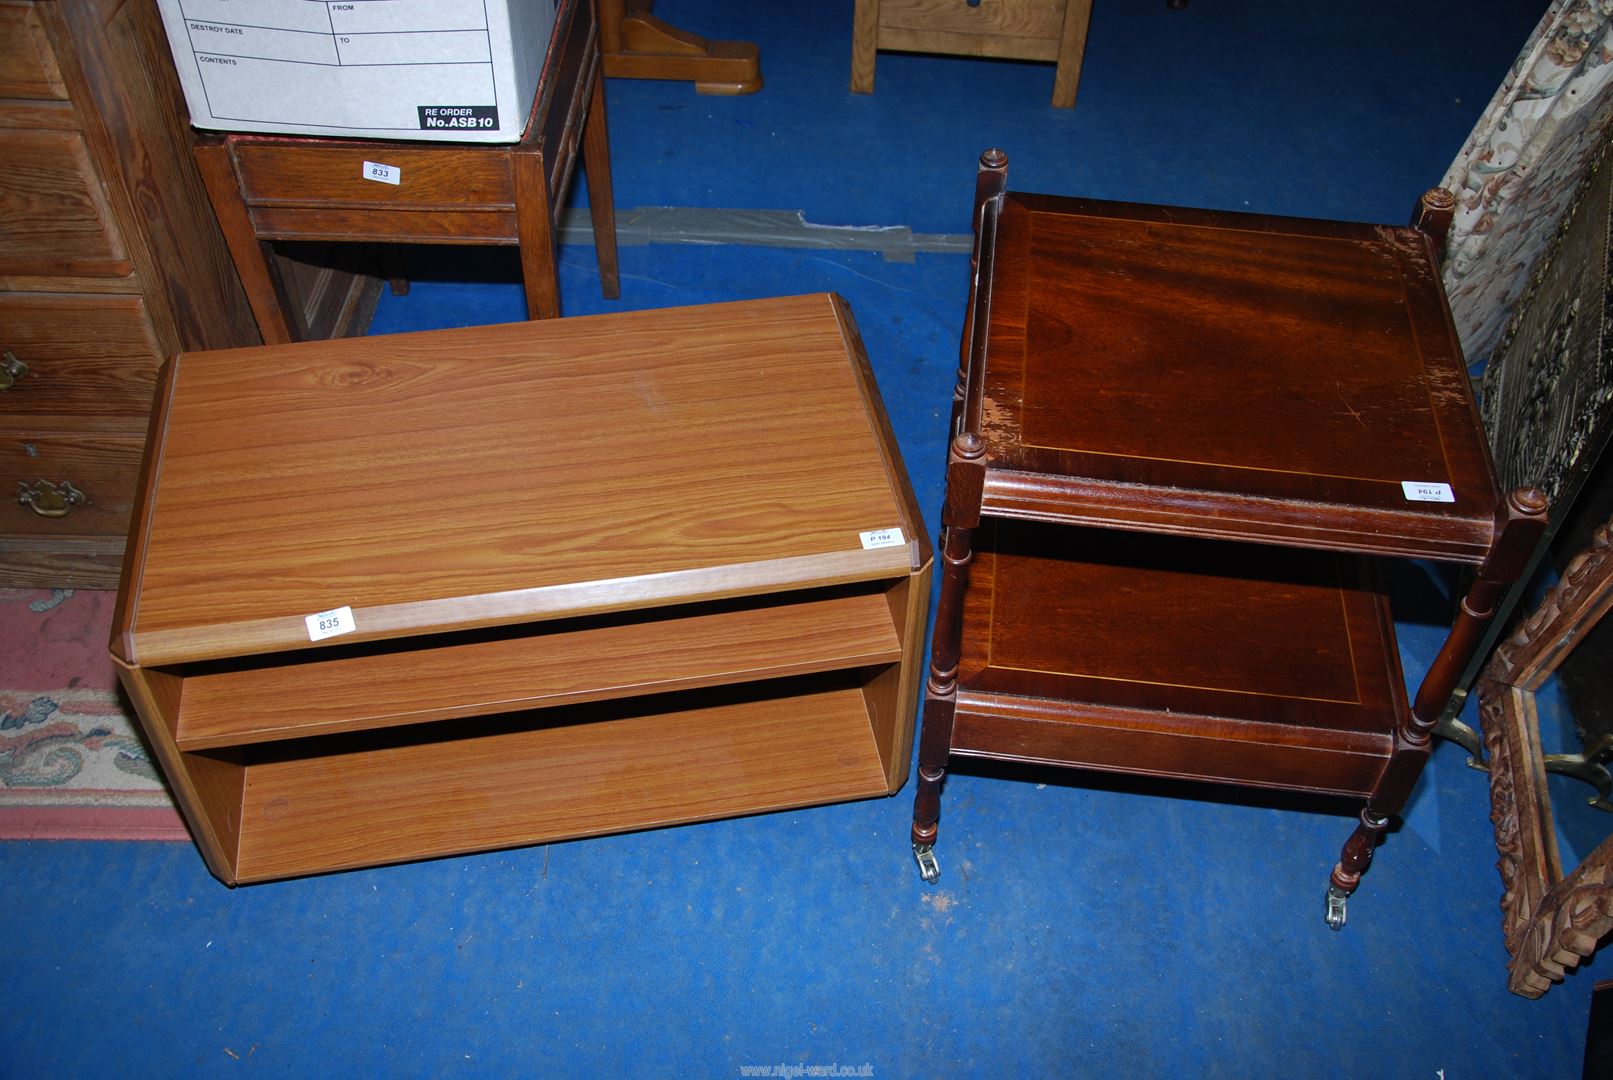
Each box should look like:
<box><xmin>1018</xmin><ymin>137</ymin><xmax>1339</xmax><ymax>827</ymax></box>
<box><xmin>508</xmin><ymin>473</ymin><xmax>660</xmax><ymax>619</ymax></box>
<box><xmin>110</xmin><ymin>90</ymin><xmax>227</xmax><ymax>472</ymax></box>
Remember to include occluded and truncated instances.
<box><xmin>911</xmin><ymin>151</ymin><xmax>1546</xmax><ymax>928</ymax></box>
<box><xmin>850</xmin><ymin>0</ymin><xmax>1093</xmax><ymax>108</ymax></box>
<box><xmin>599</xmin><ymin>0</ymin><xmax>762</xmax><ymax>95</ymax></box>
<box><xmin>192</xmin><ymin>0</ymin><xmax>619</xmax><ymax>343</ymax></box>
<box><xmin>112</xmin><ymin>294</ymin><xmax>930</xmax><ymax>884</ymax></box>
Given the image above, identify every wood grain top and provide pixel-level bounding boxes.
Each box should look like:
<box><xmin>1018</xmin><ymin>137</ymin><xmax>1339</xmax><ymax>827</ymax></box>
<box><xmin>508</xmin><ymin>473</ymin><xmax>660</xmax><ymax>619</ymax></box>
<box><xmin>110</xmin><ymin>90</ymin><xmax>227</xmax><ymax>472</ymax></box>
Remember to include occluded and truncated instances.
<box><xmin>117</xmin><ymin>294</ymin><xmax>923</xmax><ymax>664</ymax></box>
<box><xmin>968</xmin><ymin>193</ymin><xmax>1501</xmax><ymax>559</ymax></box>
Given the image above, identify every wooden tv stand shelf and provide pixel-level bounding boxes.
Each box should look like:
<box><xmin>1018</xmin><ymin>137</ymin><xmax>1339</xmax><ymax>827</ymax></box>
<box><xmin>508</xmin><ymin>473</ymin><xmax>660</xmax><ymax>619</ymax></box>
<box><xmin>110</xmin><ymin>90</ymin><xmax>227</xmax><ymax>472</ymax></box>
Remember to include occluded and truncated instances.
<box><xmin>111</xmin><ymin>294</ymin><xmax>931</xmax><ymax>885</ymax></box>
<box><xmin>911</xmin><ymin>152</ymin><xmax>1547</xmax><ymax>928</ymax></box>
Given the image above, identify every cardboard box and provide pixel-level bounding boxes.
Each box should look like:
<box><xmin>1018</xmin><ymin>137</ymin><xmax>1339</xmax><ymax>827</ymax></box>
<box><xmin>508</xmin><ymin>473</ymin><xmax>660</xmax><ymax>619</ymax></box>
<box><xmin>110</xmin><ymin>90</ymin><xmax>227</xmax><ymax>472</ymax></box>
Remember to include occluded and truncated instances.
<box><xmin>155</xmin><ymin>0</ymin><xmax>555</xmax><ymax>143</ymax></box>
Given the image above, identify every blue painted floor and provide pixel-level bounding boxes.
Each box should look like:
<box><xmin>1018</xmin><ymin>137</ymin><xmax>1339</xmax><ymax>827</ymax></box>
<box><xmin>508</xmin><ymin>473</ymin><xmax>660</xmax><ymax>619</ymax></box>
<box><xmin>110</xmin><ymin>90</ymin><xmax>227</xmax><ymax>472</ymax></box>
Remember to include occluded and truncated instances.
<box><xmin>5</xmin><ymin>1</ymin><xmax>1595</xmax><ymax>1075</ymax></box>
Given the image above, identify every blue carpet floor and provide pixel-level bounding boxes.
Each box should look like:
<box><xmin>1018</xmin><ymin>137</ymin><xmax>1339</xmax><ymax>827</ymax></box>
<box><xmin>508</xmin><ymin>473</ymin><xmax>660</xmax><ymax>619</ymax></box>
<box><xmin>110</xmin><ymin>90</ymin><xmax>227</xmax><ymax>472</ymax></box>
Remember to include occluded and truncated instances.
<box><xmin>4</xmin><ymin>1</ymin><xmax>1595</xmax><ymax>1075</ymax></box>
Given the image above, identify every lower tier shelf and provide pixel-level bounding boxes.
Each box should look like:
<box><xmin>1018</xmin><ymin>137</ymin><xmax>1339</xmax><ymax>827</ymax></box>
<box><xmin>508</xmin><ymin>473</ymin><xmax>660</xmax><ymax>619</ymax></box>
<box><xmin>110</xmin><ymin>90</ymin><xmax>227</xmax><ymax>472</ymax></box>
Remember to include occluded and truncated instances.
<box><xmin>203</xmin><ymin>675</ymin><xmax>890</xmax><ymax>883</ymax></box>
<box><xmin>950</xmin><ymin>521</ymin><xmax>1409</xmax><ymax>797</ymax></box>
<box><xmin>168</xmin><ymin>589</ymin><xmax>902</xmax><ymax>749</ymax></box>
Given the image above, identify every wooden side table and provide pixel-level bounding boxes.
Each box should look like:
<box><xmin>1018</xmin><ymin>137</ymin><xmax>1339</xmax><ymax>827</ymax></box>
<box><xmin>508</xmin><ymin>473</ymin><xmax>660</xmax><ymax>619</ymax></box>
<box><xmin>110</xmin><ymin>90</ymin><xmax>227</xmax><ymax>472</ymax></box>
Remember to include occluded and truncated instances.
<box><xmin>911</xmin><ymin>150</ymin><xmax>1547</xmax><ymax>928</ymax></box>
<box><xmin>110</xmin><ymin>294</ymin><xmax>931</xmax><ymax>885</ymax></box>
<box><xmin>192</xmin><ymin>0</ymin><xmax>620</xmax><ymax>344</ymax></box>
<box><xmin>850</xmin><ymin>0</ymin><xmax>1093</xmax><ymax>108</ymax></box>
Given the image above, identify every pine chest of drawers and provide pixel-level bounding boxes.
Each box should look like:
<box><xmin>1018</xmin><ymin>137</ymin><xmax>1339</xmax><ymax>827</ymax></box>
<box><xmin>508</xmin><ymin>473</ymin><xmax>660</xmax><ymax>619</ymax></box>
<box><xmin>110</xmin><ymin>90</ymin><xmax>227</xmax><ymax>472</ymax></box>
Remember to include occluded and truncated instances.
<box><xmin>1</xmin><ymin>0</ymin><xmax>262</xmax><ymax>587</ymax></box>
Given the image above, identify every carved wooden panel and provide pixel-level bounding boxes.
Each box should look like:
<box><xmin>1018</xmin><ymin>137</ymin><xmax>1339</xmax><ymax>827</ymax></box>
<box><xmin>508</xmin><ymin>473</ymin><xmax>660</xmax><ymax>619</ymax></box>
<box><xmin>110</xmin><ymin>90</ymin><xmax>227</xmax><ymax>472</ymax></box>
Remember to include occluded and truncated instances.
<box><xmin>1455</xmin><ymin>135</ymin><xmax>1613</xmax><ymax>726</ymax></box>
<box><xmin>1481</xmin><ymin>516</ymin><xmax>1613</xmax><ymax>997</ymax></box>
<box><xmin>1481</xmin><ymin>137</ymin><xmax>1613</xmax><ymax>510</ymax></box>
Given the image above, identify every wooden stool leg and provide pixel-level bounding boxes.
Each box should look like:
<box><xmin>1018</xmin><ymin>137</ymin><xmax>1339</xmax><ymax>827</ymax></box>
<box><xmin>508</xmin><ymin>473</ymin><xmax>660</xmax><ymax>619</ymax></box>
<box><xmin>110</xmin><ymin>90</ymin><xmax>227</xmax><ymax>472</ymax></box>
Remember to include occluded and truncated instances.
<box><xmin>512</xmin><ymin>150</ymin><xmax>561</xmax><ymax>320</ymax></box>
<box><xmin>583</xmin><ymin>68</ymin><xmax>621</xmax><ymax>301</ymax></box>
<box><xmin>193</xmin><ymin>140</ymin><xmax>299</xmax><ymax>344</ymax></box>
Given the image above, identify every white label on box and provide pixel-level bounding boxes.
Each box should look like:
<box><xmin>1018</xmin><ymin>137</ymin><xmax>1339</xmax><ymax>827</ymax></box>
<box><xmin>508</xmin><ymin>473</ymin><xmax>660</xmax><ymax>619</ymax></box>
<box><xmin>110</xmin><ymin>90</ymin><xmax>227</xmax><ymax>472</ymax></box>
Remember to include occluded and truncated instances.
<box><xmin>860</xmin><ymin>527</ymin><xmax>906</xmax><ymax>550</ymax></box>
<box><xmin>305</xmin><ymin>605</ymin><xmax>356</xmax><ymax>641</ymax></box>
<box><xmin>155</xmin><ymin>0</ymin><xmax>555</xmax><ymax>143</ymax></box>
<box><xmin>363</xmin><ymin>160</ymin><xmax>401</xmax><ymax>186</ymax></box>
<box><xmin>1401</xmin><ymin>481</ymin><xmax>1455</xmax><ymax>503</ymax></box>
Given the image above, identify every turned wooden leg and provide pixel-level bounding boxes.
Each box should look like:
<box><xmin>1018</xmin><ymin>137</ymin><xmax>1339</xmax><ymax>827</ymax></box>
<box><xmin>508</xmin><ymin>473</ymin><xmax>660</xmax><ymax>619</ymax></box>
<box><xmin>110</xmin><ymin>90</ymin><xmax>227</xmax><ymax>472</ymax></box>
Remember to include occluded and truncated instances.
<box><xmin>1328</xmin><ymin>807</ymin><xmax>1392</xmax><ymax>928</ymax></box>
<box><xmin>1324</xmin><ymin>488</ymin><xmax>1549</xmax><ymax>929</ymax></box>
<box><xmin>1407</xmin><ymin>489</ymin><xmax>1548</xmax><ymax>736</ymax></box>
<box><xmin>910</xmin><ymin>521</ymin><xmax>974</xmax><ymax>881</ymax></box>
<box><xmin>913</xmin><ymin>151</ymin><xmax>1000</xmax><ymax>882</ymax></box>
<box><xmin>910</xmin><ymin>697</ymin><xmax>954</xmax><ymax>877</ymax></box>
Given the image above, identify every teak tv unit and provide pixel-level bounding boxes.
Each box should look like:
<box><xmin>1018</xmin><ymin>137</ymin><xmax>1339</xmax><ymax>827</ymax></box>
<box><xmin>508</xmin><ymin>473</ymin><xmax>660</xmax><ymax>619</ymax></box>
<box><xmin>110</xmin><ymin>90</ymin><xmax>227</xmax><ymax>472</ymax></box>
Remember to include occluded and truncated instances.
<box><xmin>111</xmin><ymin>294</ymin><xmax>931</xmax><ymax>885</ymax></box>
<box><xmin>910</xmin><ymin>151</ymin><xmax>1546</xmax><ymax>929</ymax></box>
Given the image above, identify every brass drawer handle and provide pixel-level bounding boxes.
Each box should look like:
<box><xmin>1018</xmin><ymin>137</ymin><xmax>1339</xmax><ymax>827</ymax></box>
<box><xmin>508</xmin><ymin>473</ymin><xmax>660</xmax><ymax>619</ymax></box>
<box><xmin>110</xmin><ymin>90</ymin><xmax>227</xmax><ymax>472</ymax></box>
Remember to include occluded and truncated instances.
<box><xmin>17</xmin><ymin>479</ymin><xmax>87</xmax><ymax>518</ymax></box>
<box><xmin>0</xmin><ymin>351</ymin><xmax>26</xmax><ymax>391</ymax></box>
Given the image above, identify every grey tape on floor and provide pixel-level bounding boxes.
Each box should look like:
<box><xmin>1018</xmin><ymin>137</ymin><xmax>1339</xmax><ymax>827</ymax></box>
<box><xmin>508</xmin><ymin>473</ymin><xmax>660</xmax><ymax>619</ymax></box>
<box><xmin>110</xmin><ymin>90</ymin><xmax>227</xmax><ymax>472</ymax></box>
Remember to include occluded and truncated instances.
<box><xmin>558</xmin><ymin>205</ymin><xmax>971</xmax><ymax>263</ymax></box>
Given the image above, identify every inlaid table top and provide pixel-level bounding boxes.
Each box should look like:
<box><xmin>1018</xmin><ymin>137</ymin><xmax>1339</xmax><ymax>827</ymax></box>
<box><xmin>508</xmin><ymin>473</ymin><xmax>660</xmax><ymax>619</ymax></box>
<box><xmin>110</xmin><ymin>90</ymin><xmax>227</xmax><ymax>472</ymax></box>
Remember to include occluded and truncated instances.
<box><xmin>963</xmin><ymin>192</ymin><xmax>1500</xmax><ymax>561</ymax></box>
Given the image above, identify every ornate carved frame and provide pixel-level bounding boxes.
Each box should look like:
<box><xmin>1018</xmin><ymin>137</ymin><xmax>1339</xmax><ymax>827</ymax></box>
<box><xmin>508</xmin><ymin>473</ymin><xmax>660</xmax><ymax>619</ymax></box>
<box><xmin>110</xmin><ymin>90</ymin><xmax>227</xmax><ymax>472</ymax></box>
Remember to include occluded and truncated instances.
<box><xmin>1480</xmin><ymin>515</ymin><xmax>1613</xmax><ymax>997</ymax></box>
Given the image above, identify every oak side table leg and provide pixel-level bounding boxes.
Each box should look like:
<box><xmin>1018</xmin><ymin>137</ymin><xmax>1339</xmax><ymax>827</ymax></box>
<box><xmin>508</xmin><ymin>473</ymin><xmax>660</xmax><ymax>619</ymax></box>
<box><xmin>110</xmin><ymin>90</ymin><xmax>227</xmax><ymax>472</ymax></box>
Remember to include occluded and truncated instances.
<box><xmin>583</xmin><ymin>68</ymin><xmax>622</xmax><ymax>301</ymax></box>
<box><xmin>192</xmin><ymin>139</ymin><xmax>300</xmax><ymax>344</ymax></box>
<box><xmin>849</xmin><ymin>0</ymin><xmax>879</xmax><ymax>94</ymax></box>
<box><xmin>1050</xmin><ymin>0</ymin><xmax>1093</xmax><ymax>108</ymax></box>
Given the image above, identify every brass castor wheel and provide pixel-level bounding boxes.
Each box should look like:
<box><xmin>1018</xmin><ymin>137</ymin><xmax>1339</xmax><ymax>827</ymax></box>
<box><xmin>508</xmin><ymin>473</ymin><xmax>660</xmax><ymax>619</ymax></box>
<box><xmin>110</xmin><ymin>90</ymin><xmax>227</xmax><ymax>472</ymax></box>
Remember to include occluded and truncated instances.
<box><xmin>1325</xmin><ymin>885</ymin><xmax>1349</xmax><ymax>931</ymax></box>
<box><xmin>913</xmin><ymin>843</ymin><xmax>940</xmax><ymax>883</ymax></box>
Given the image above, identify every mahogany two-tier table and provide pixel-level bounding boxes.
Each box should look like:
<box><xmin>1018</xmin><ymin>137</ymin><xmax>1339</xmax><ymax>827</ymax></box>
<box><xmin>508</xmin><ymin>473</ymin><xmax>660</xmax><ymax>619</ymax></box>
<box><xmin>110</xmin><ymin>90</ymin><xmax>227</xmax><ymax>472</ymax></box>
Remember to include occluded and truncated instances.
<box><xmin>911</xmin><ymin>151</ymin><xmax>1546</xmax><ymax>928</ymax></box>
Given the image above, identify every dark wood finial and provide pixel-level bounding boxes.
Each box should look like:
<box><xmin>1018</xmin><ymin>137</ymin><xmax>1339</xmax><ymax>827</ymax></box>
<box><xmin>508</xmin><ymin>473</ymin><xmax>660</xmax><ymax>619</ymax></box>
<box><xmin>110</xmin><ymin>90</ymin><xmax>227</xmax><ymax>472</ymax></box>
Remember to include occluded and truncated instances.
<box><xmin>973</xmin><ymin>149</ymin><xmax>1010</xmax><ymax>214</ymax></box>
<box><xmin>1509</xmin><ymin>486</ymin><xmax>1550</xmax><ymax>518</ymax></box>
<box><xmin>952</xmin><ymin>431</ymin><xmax>985</xmax><ymax>459</ymax></box>
<box><xmin>1476</xmin><ymin>486</ymin><xmax>1552</xmax><ymax>586</ymax></box>
<box><xmin>1421</xmin><ymin>187</ymin><xmax>1457</xmax><ymax>212</ymax></box>
<box><xmin>1412</xmin><ymin>187</ymin><xmax>1458</xmax><ymax>256</ymax></box>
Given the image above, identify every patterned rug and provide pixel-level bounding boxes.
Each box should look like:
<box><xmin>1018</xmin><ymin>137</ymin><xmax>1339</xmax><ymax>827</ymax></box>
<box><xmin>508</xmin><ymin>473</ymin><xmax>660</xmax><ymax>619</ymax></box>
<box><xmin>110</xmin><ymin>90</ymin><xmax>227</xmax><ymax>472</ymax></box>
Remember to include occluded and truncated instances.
<box><xmin>0</xmin><ymin>589</ymin><xmax>186</xmax><ymax>840</ymax></box>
